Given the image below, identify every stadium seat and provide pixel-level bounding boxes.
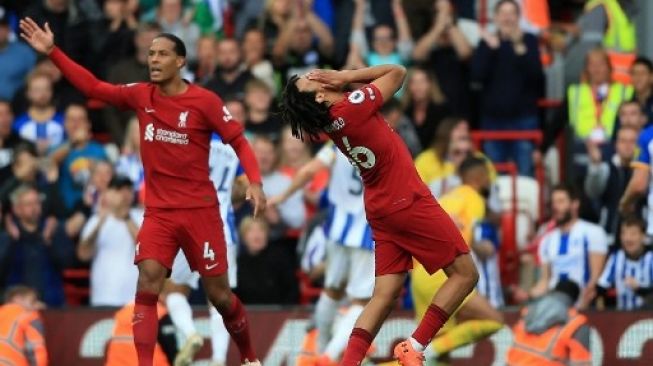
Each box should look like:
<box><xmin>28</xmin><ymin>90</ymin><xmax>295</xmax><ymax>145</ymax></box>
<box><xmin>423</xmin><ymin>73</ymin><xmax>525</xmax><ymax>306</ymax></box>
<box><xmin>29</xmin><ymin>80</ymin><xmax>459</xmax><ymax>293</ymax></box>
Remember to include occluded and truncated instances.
<box><xmin>62</xmin><ymin>269</ymin><xmax>90</xmax><ymax>306</ymax></box>
<box><xmin>495</xmin><ymin>176</ymin><xmax>540</xmax><ymax>250</ymax></box>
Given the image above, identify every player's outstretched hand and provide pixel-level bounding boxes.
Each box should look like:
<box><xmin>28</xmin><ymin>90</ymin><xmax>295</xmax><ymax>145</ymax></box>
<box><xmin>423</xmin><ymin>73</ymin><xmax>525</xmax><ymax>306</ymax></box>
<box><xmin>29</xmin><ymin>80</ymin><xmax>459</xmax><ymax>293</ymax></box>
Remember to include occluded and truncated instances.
<box><xmin>247</xmin><ymin>183</ymin><xmax>267</xmax><ymax>218</ymax></box>
<box><xmin>19</xmin><ymin>17</ymin><xmax>55</xmax><ymax>55</ymax></box>
<box><xmin>307</xmin><ymin>69</ymin><xmax>348</xmax><ymax>91</ymax></box>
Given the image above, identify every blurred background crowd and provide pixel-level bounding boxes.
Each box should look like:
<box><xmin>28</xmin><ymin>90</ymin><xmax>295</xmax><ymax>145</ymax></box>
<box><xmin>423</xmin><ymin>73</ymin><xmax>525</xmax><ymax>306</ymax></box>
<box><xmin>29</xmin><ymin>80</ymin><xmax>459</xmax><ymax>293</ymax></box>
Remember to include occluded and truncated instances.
<box><xmin>0</xmin><ymin>0</ymin><xmax>652</xmax><ymax>316</ymax></box>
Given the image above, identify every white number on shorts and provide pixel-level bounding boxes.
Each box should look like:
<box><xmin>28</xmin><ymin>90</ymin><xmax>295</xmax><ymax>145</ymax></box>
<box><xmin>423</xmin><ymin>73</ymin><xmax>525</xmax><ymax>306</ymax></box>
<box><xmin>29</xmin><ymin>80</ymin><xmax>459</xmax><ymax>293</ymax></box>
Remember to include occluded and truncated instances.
<box><xmin>203</xmin><ymin>242</ymin><xmax>215</xmax><ymax>262</ymax></box>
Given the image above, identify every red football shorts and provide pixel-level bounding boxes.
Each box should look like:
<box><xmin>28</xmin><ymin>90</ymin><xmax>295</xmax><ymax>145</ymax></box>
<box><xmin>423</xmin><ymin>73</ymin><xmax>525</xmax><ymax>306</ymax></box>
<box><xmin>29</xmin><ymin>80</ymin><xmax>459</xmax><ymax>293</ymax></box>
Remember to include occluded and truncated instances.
<box><xmin>135</xmin><ymin>206</ymin><xmax>227</xmax><ymax>276</ymax></box>
<box><xmin>370</xmin><ymin>195</ymin><xmax>469</xmax><ymax>276</ymax></box>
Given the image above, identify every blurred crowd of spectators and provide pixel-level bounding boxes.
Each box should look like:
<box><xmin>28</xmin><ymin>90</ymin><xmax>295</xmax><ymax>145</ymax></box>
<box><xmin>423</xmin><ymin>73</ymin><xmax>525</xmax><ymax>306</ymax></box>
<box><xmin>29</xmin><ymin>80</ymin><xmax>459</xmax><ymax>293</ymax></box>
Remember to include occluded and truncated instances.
<box><xmin>0</xmin><ymin>0</ymin><xmax>652</xmax><ymax>314</ymax></box>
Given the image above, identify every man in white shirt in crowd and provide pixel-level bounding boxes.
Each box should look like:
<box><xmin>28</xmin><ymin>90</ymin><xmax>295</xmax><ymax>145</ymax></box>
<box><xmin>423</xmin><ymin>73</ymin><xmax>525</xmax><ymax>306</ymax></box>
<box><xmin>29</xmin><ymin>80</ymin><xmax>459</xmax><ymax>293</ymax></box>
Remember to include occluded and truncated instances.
<box><xmin>530</xmin><ymin>183</ymin><xmax>608</xmax><ymax>309</ymax></box>
<box><xmin>78</xmin><ymin>176</ymin><xmax>143</xmax><ymax>306</ymax></box>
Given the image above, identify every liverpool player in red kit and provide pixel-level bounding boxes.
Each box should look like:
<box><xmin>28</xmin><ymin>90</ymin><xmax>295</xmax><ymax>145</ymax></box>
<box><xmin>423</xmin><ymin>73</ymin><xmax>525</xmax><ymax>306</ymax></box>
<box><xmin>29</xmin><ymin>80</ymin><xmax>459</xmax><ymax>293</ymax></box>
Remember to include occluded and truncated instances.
<box><xmin>279</xmin><ymin>65</ymin><xmax>479</xmax><ymax>365</ymax></box>
<box><xmin>20</xmin><ymin>19</ymin><xmax>265</xmax><ymax>366</ymax></box>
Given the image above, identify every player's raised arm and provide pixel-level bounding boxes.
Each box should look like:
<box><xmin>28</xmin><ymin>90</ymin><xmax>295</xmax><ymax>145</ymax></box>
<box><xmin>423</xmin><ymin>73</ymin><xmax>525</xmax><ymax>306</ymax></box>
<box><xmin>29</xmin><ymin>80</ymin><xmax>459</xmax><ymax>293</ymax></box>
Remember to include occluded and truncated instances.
<box><xmin>19</xmin><ymin>17</ymin><xmax>131</xmax><ymax>109</ymax></box>
<box><xmin>308</xmin><ymin>64</ymin><xmax>407</xmax><ymax>103</ymax></box>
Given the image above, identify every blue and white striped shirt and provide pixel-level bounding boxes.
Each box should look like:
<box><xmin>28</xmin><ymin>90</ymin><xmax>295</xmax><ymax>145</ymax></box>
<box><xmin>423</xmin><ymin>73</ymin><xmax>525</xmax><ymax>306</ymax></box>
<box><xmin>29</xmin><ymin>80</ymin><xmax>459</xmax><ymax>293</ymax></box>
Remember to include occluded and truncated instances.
<box><xmin>598</xmin><ymin>249</ymin><xmax>653</xmax><ymax>310</ymax></box>
<box><xmin>472</xmin><ymin>221</ymin><xmax>504</xmax><ymax>308</ymax></box>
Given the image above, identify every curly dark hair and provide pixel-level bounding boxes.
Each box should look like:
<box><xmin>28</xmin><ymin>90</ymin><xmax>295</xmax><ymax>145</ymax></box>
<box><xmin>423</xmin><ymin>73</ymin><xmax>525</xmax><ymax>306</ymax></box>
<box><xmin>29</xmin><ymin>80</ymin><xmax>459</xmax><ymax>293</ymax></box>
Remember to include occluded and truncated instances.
<box><xmin>278</xmin><ymin>75</ymin><xmax>331</xmax><ymax>141</ymax></box>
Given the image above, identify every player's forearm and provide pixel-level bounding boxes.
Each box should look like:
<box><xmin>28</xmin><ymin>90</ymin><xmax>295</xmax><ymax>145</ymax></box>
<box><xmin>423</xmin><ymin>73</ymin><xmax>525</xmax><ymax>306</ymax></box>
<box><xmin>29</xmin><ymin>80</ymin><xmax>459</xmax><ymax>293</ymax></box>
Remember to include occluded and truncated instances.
<box><xmin>229</xmin><ymin>135</ymin><xmax>262</xmax><ymax>185</ymax></box>
<box><xmin>280</xmin><ymin>160</ymin><xmax>323</xmax><ymax>203</ymax></box>
<box><xmin>49</xmin><ymin>47</ymin><xmax>102</xmax><ymax>96</ymax></box>
<box><xmin>342</xmin><ymin>65</ymin><xmax>406</xmax><ymax>85</ymax></box>
<box><xmin>589</xmin><ymin>253</ymin><xmax>606</xmax><ymax>286</ymax></box>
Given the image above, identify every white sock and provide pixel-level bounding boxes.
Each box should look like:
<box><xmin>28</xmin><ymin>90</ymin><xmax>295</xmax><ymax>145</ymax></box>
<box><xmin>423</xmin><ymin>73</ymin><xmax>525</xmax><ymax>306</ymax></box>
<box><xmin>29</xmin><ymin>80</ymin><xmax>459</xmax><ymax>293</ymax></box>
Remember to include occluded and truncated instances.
<box><xmin>324</xmin><ymin>304</ymin><xmax>365</xmax><ymax>360</ymax></box>
<box><xmin>166</xmin><ymin>292</ymin><xmax>197</xmax><ymax>339</ymax></box>
<box><xmin>423</xmin><ymin>343</ymin><xmax>437</xmax><ymax>359</ymax></box>
<box><xmin>209</xmin><ymin>305</ymin><xmax>230</xmax><ymax>363</ymax></box>
<box><xmin>409</xmin><ymin>337</ymin><xmax>426</xmax><ymax>352</ymax></box>
<box><xmin>315</xmin><ymin>293</ymin><xmax>339</xmax><ymax>352</ymax></box>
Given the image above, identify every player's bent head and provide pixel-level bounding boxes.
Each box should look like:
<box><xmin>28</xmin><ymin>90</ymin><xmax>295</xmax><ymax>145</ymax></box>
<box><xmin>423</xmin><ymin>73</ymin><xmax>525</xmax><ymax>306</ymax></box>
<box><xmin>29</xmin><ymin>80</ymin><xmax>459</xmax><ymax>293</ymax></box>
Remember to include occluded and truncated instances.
<box><xmin>148</xmin><ymin>33</ymin><xmax>187</xmax><ymax>82</ymax></box>
<box><xmin>279</xmin><ymin>74</ymin><xmax>331</xmax><ymax>142</ymax></box>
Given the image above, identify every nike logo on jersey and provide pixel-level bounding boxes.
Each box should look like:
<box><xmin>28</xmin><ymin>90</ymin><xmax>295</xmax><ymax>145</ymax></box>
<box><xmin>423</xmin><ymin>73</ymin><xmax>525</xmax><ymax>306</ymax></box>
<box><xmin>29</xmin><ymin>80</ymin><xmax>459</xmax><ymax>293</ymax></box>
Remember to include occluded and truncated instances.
<box><xmin>145</xmin><ymin>107</ymin><xmax>155</xmax><ymax>113</ymax></box>
<box><xmin>205</xmin><ymin>263</ymin><xmax>219</xmax><ymax>270</ymax></box>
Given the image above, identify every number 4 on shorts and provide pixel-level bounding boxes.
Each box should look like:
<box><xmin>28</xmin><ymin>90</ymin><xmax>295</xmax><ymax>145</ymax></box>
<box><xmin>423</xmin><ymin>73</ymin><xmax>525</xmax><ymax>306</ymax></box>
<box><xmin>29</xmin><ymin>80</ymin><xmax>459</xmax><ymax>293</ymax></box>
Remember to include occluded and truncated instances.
<box><xmin>203</xmin><ymin>241</ymin><xmax>215</xmax><ymax>262</ymax></box>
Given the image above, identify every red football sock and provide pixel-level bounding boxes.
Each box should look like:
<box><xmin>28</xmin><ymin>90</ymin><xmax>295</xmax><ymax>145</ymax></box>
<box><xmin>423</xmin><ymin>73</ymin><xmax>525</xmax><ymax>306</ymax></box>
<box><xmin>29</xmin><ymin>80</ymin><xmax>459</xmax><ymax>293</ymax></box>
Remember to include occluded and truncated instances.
<box><xmin>412</xmin><ymin>304</ymin><xmax>450</xmax><ymax>347</ymax></box>
<box><xmin>221</xmin><ymin>294</ymin><xmax>256</xmax><ymax>362</ymax></box>
<box><xmin>133</xmin><ymin>291</ymin><xmax>159</xmax><ymax>366</ymax></box>
<box><xmin>340</xmin><ymin>327</ymin><xmax>374</xmax><ymax>366</ymax></box>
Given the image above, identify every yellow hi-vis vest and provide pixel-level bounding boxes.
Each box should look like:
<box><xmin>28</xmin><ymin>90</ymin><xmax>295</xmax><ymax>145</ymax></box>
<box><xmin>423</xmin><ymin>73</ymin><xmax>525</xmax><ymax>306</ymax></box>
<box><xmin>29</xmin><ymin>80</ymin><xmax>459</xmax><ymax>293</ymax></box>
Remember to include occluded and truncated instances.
<box><xmin>585</xmin><ymin>0</ymin><xmax>637</xmax><ymax>84</ymax></box>
<box><xmin>568</xmin><ymin>82</ymin><xmax>633</xmax><ymax>140</ymax></box>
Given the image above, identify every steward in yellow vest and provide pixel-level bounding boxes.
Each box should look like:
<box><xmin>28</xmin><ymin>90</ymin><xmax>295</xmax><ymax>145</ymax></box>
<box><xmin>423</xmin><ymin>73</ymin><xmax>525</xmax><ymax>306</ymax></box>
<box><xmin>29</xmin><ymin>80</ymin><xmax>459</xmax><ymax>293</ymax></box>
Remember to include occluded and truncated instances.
<box><xmin>585</xmin><ymin>0</ymin><xmax>637</xmax><ymax>84</ymax></box>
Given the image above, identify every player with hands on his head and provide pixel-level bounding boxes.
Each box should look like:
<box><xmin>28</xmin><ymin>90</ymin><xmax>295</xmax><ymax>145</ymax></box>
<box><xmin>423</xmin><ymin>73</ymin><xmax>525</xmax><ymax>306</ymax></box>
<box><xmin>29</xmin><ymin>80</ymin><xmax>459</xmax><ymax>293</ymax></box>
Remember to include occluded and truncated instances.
<box><xmin>280</xmin><ymin>65</ymin><xmax>479</xmax><ymax>366</ymax></box>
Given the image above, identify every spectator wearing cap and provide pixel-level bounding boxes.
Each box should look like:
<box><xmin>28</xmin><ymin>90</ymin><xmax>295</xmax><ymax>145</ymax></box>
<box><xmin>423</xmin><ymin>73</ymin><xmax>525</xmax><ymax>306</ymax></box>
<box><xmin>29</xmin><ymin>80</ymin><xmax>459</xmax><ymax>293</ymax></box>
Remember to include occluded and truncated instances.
<box><xmin>0</xmin><ymin>11</ymin><xmax>36</xmax><ymax>101</ymax></box>
<box><xmin>0</xmin><ymin>185</ymin><xmax>75</xmax><ymax>307</ymax></box>
<box><xmin>78</xmin><ymin>176</ymin><xmax>143</xmax><ymax>307</ymax></box>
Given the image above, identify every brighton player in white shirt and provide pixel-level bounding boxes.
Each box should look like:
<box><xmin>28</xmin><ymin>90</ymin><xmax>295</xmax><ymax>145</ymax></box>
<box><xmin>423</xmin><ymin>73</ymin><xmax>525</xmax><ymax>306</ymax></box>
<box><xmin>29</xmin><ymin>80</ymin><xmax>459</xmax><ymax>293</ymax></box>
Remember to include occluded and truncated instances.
<box><xmin>271</xmin><ymin>142</ymin><xmax>374</xmax><ymax>365</ymax></box>
<box><xmin>529</xmin><ymin>184</ymin><xmax>608</xmax><ymax>309</ymax></box>
<box><xmin>166</xmin><ymin>134</ymin><xmax>247</xmax><ymax>366</ymax></box>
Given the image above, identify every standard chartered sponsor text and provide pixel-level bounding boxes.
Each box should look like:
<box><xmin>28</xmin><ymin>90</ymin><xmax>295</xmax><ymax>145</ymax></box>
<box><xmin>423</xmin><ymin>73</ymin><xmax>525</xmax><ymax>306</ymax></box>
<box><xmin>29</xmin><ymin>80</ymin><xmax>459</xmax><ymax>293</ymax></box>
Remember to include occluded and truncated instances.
<box><xmin>155</xmin><ymin>128</ymin><xmax>189</xmax><ymax>145</ymax></box>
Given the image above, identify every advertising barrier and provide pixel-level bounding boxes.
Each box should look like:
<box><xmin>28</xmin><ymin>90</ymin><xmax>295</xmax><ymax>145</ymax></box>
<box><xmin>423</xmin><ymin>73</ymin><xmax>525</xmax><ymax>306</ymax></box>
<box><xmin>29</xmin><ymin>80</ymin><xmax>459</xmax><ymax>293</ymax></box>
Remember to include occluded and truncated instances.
<box><xmin>42</xmin><ymin>309</ymin><xmax>653</xmax><ymax>365</ymax></box>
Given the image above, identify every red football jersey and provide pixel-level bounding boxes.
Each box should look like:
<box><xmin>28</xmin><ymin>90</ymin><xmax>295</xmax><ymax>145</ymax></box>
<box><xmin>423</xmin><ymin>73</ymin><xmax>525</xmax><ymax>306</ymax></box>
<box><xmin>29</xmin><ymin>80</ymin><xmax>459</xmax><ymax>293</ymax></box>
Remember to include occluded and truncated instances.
<box><xmin>103</xmin><ymin>82</ymin><xmax>243</xmax><ymax>208</ymax></box>
<box><xmin>327</xmin><ymin>84</ymin><xmax>432</xmax><ymax>218</ymax></box>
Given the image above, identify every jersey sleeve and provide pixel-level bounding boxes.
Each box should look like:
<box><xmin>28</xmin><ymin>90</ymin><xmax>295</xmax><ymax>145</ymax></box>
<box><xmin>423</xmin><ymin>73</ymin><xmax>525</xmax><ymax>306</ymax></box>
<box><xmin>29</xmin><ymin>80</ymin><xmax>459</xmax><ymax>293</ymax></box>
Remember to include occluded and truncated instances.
<box><xmin>597</xmin><ymin>253</ymin><xmax>616</xmax><ymax>288</ymax></box>
<box><xmin>633</xmin><ymin>127</ymin><xmax>653</xmax><ymax>170</ymax></box>
<box><xmin>203</xmin><ymin>93</ymin><xmax>244</xmax><ymax>144</ymax></box>
<box><xmin>315</xmin><ymin>143</ymin><xmax>337</xmax><ymax>166</ymax></box>
<box><xmin>336</xmin><ymin>83</ymin><xmax>385</xmax><ymax>122</ymax></box>
<box><xmin>49</xmin><ymin>47</ymin><xmax>138</xmax><ymax>110</ymax></box>
<box><xmin>589</xmin><ymin>225</ymin><xmax>608</xmax><ymax>254</ymax></box>
<box><xmin>538</xmin><ymin>235</ymin><xmax>551</xmax><ymax>264</ymax></box>
<box><xmin>80</xmin><ymin>215</ymin><xmax>101</xmax><ymax>241</ymax></box>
